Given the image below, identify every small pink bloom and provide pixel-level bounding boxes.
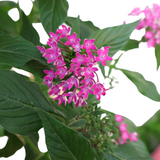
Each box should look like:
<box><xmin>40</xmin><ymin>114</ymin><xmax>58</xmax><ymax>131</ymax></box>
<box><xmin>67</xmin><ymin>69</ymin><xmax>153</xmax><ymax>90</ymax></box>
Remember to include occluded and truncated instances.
<box><xmin>82</xmin><ymin>39</ymin><xmax>97</xmax><ymax>53</ymax></box>
<box><xmin>84</xmin><ymin>64</ymin><xmax>98</xmax><ymax>78</ymax></box>
<box><xmin>46</xmin><ymin>41</ymin><xmax>58</xmax><ymax>53</ymax></box>
<box><xmin>59</xmin><ymin>81</ymin><xmax>69</xmax><ymax>91</ymax></box>
<box><xmin>54</xmin><ymin>94</ymin><xmax>67</xmax><ymax>105</ymax></box>
<box><xmin>147</xmin><ymin>38</ymin><xmax>155</xmax><ymax>48</ymax></box>
<box><xmin>129</xmin><ymin>132</ymin><xmax>138</xmax><ymax>142</ymax></box>
<box><xmin>69</xmin><ymin>63</ymin><xmax>77</xmax><ymax>75</ymax></box>
<box><xmin>49</xmin><ymin>84</ymin><xmax>60</xmax><ymax>96</ymax></box>
<box><xmin>55</xmin><ymin>66</ymin><xmax>67</xmax><ymax>79</ymax></box>
<box><xmin>43</xmin><ymin>79</ymin><xmax>53</xmax><ymax>88</ymax></box>
<box><xmin>75</xmin><ymin>95</ymin><xmax>87</xmax><ymax>107</ymax></box>
<box><xmin>119</xmin><ymin>123</ymin><xmax>128</xmax><ymax>132</ymax></box>
<box><xmin>65</xmin><ymin>32</ymin><xmax>80</xmax><ymax>47</ymax></box>
<box><xmin>121</xmin><ymin>131</ymin><xmax>130</xmax><ymax>142</ymax></box>
<box><xmin>80</xmin><ymin>77</ymin><xmax>94</xmax><ymax>87</ymax></box>
<box><xmin>145</xmin><ymin>31</ymin><xmax>154</xmax><ymax>39</ymax></box>
<box><xmin>96</xmin><ymin>46</ymin><xmax>112</xmax><ymax>66</ymax></box>
<box><xmin>37</xmin><ymin>46</ymin><xmax>47</xmax><ymax>57</ymax></box>
<box><xmin>85</xmin><ymin>51</ymin><xmax>97</xmax><ymax>65</ymax></box>
<box><xmin>128</xmin><ymin>7</ymin><xmax>142</xmax><ymax>16</ymax></box>
<box><xmin>72</xmin><ymin>41</ymin><xmax>82</xmax><ymax>52</ymax></box>
<box><xmin>64</xmin><ymin>92</ymin><xmax>77</xmax><ymax>103</ymax></box>
<box><xmin>75</xmin><ymin>67</ymin><xmax>85</xmax><ymax>78</ymax></box>
<box><xmin>66</xmin><ymin>76</ymin><xmax>79</xmax><ymax>90</ymax></box>
<box><xmin>57</xmin><ymin>25</ymin><xmax>71</xmax><ymax>38</ymax></box>
<box><xmin>49</xmin><ymin>31</ymin><xmax>60</xmax><ymax>42</ymax></box>
<box><xmin>78</xmin><ymin>86</ymin><xmax>94</xmax><ymax>99</ymax></box>
<box><xmin>115</xmin><ymin>114</ymin><xmax>124</xmax><ymax>123</ymax></box>
<box><xmin>71</xmin><ymin>53</ymin><xmax>87</xmax><ymax>68</ymax></box>
<box><xmin>43</xmin><ymin>69</ymin><xmax>56</xmax><ymax>81</ymax></box>
<box><xmin>45</xmin><ymin>51</ymin><xmax>59</xmax><ymax>64</ymax></box>
<box><xmin>54</xmin><ymin>57</ymin><xmax>66</xmax><ymax>67</ymax></box>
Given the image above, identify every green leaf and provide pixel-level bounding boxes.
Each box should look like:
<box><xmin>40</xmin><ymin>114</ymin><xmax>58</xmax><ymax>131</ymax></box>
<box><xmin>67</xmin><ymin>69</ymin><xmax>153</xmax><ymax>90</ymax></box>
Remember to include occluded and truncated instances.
<box><xmin>0</xmin><ymin>70</ymin><xmax>56</xmax><ymax>135</ymax></box>
<box><xmin>98</xmin><ymin>62</ymin><xmax>106</xmax><ymax>78</ymax></box>
<box><xmin>20</xmin><ymin>11</ymin><xmax>40</xmax><ymax>45</ymax></box>
<box><xmin>0</xmin><ymin>64</ymin><xmax>12</xmax><ymax>70</ymax></box>
<box><xmin>155</xmin><ymin>44</ymin><xmax>160</xmax><ymax>70</ymax></box>
<box><xmin>35</xmin><ymin>108</ymin><xmax>94</xmax><ymax>160</ymax></box>
<box><xmin>66</xmin><ymin>17</ymin><xmax>100</xmax><ymax>41</ymax></box>
<box><xmin>104</xmin><ymin>140</ymin><xmax>153</xmax><ymax>160</ymax></box>
<box><xmin>37</xmin><ymin>0</ymin><xmax>69</xmax><ymax>33</ymax></box>
<box><xmin>0</xmin><ymin>31</ymin><xmax>47</xmax><ymax>67</ymax></box>
<box><xmin>89</xmin><ymin>20</ymin><xmax>140</xmax><ymax>57</ymax></box>
<box><xmin>121</xmin><ymin>39</ymin><xmax>139</xmax><ymax>51</ymax></box>
<box><xmin>0</xmin><ymin>130</ymin><xmax>23</xmax><ymax>157</ymax></box>
<box><xmin>68</xmin><ymin>119</ymin><xmax>86</xmax><ymax>130</ymax></box>
<box><xmin>0</xmin><ymin>125</ymin><xmax>4</xmax><ymax>137</ymax></box>
<box><xmin>0</xmin><ymin>1</ymin><xmax>20</xmax><ymax>36</ymax></box>
<box><xmin>93</xmin><ymin>148</ymin><xmax>104</xmax><ymax>160</ymax></box>
<box><xmin>119</xmin><ymin>69</ymin><xmax>160</xmax><ymax>101</ymax></box>
<box><xmin>70</xmin><ymin>15</ymin><xmax>80</xmax><ymax>38</ymax></box>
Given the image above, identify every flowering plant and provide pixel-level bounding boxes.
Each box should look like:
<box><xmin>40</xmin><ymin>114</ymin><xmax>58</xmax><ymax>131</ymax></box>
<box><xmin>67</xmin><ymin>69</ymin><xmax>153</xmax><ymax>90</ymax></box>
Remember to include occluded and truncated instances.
<box><xmin>0</xmin><ymin>0</ymin><xmax>159</xmax><ymax>160</ymax></box>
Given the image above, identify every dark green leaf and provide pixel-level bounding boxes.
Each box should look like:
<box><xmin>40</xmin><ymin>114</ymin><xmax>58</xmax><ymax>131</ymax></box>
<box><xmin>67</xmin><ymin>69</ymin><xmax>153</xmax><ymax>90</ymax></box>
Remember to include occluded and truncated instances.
<box><xmin>98</xmin><ymin>62</ymin><xmax>106</xmax><ymax>78</ymax></box>
<box><xmin>0</xmin><ymin>70</ymin><xmax>56</xmax><ymax>135</ymax></box>
<box><xmin>0</xmin><ymin>125</ymin><xmax>4</xmax><ymax>137</ymax></box>
<box><xmin>37</xmin><ymin>0</ymin><xmax>69</xmax><ymax>33</ymax></box>
<box><xmin>0</xmin><ymin>130</ymin><xmax>23</xmax><ymax>157</ymax></box>
<box><xmin>121</xmin><ymin>39</ymin><xmax>139</xmax><ymax>51</ymax></box>
<box><xmin>70</xmin><ymin>15</ymin><xmax>80</xmax><ymax>38</ymax></box>
<box><xmin>20</xmin><ymin>12</ymin><xmax>40</xmax><ymax>45</ymax></box>
<box><xmin>0</xmin><ymin>1</ymin><xmax>20</xmax><ymax>36</ymax></box>
<box><xmin>35</xmin><ymin>108</ymin><xmax>94</xmax><ymax>160</ymax></box>
<box><xmin>0</xmin><ymin>64</ymin><xmax>12</xmax><ymax>70</ymax></box>
<box><xmin>66</xmin><ymin>17</ymin><xmax>100</xmax><ymax>41</ymax></box>
<box><xmin>68</xmin><ymin>119</ymin><xmax>86</xmax><ymax>130</ymax></box>
<box><xmin>155</xmin><ymin>44</ymin><xmax>160</xmax><ymax>70</ymax></box>
<box><xmin>93</xmin><ymin>148</ymin><xmax>104</xmax><ymax>160</ymax></box>
<box><xmin>120</xmin><ymin>69</ymin><xmax>160</xmax><ymax>101</ymax></box>
<box><xmin>104</xmin><ymin>140</ymin><xmax>153</xmax><ymax>160</ymax></box>
<box><xmin>0</xmin><ymin>31</ymin><xmax>47</xmax><ymax>67</ymax></box>
<box><xmin>89</xmin><ymin>20</ymin><xmax>140</xmax><ymax>57</ymax></box>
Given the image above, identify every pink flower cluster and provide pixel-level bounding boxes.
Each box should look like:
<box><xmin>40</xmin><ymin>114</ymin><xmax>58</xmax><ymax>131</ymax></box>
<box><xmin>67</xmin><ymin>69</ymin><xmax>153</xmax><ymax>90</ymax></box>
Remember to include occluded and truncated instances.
<box><xmin>37</xmin><ymin>25</ymin><xmax>113</xmax><ymax>107</ymax></box>
<box><xmin>115</xmin><ymin>114</ymin><xmax>138</xmax><ymax>144</ymax></box>
<box><xmin>129</xmin><ymin>4</ymin><xmax>160</xmax><ymax>47</ymax></box>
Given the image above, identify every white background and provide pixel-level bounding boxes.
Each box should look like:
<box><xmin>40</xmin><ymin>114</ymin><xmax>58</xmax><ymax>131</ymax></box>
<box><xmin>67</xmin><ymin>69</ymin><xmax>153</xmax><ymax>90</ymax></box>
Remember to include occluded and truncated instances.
<box><xmin>0</xmin><ymin>0</ymin><xmax>160</xmax><ymax>159</ymax></box>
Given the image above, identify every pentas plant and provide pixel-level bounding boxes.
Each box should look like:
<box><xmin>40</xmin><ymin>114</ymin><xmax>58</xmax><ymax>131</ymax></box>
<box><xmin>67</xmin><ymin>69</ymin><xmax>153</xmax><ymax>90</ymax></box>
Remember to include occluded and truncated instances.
<box><xmin>115</xmin><ymin>114</ymin><xmax>138</xmax><ymax>144</ymax></box>
<box><xmin>129</xmin><ymin>3</ymin><xmax>160</xmax><ymax>47</ymax></box>
<box><xmin>37</xmin><ymin>24</ymin><xmax>112</xmax><ymax>107</ymax></box>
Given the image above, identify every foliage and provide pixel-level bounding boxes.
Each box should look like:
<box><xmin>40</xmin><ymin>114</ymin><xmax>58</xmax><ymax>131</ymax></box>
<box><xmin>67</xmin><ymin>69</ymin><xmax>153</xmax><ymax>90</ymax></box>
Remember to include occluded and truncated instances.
<box><xmin>0</xmin><ymin>0</ymin><xmax>159</xmax><ymax>159</ymax></box>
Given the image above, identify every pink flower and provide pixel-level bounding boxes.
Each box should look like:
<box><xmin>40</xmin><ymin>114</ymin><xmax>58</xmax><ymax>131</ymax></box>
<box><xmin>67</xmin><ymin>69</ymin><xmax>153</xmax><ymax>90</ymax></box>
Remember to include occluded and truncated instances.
<box><xmin>49</xmin><ymin>31</ymin><xmax>60</xmax><ymax>42</ymax></box>
<box><xmin>71</xmin><ymin>53</ymin><xmax>87</xmax><ymax>68</ymax></box>
<box><xmin>84</xmin><ymin>64</ymin><xmax>98</xmax><ymax>78</ymax></box>
<box><xmin>69</xmin><ymin>63</ymin><xmax>77</xmax><ymax>75</ymax></box>
<box><xmin>54</xmin><ymin>57</ymin><xmax>66</xmax><ymax>67</ymax></box>
<box><xmin>57</xmin><ymin>25</ymin><xmax>71</xmax><ymax>38</ymax></box>
<box><xmin>115</xmin><ymin>115</ymin><xmax>124</xmax><ymax>123</ymax></box>
<box><xmin>49</xmin><ymin>84</ymin><xmax>60</xmax><ymax>96</ymax></box>
<box><xmin>85</xmin><ymin>51</ymin><xmax>97</xmax><ymax>65</ymax></box>
<box><xmin>129</xmin><ymin>132</ymin><xmax>138</xmax><ymax>142</ymax></box>
<box><xmin>82</xmin><ymin>39</ymin><xmax>97</xmax><ymax>53</ymax></box>
<box><xmin>128</xmin><ymin>7</ymin><xmax>142</xmax><ymax>16</ymax></box>
<box><xmin>59</xmin><ymin>81</ymin><xmax>69</xmax><ymax>91</ymax></box>
<box><xmin>72</xmin><ymin>41</ymin><xmax>82</xmax><ymax>52</ymax></box>
<box><xmin>119</xmin><ymin>123</ymin><xmax>128</xmax><ymax>132</ymax></box>
<box><xmin>64</xmin><ymin>92</ymin><xmax>77</xmax><ymax>103</ymax></box>
<box><xmin>65</xmin><ymin>32</ymin><xmax>80</xmax><ymax>47</ymax></box>
<box><xmin>121</xmin><ymin>131</ymin><xmax>130</xmax><ymax>142</ymax></box>
<box><xmin>75</xmin><ymin>95</ymin><xmax>87</xmax><ymax>107</ymax></box>
<box><xmin>78</xmin><ymin>86</ymin><xmax>94</xmax><ymax>99</ymax></box>
<box><xmin>96</xmin><ymin>46</ymin><xmax>112</xmax><ymax>66</ymax></box>
<box><xmin>55</xmin><ymin>66</ymin><xmax>67</xmax><ymax>79</ymax></box>
<box><xmin>145</xmin><ymin>31</ymin><xmax>154</xmax><ymax>39</ymax></box>
<box><xmin>46</xmin><ymin>41</ymin><xmax>58</xmax><ymax>53</ymax></box>
<box><xmin>37</xmin><ymin>46</ymin><xmax>47</xmax><ymax>57</ymax></box>
<box><xmin>45</xmin><ymin>51</ymin><xmax>59</xmax><ymax>64</ymax></box>
<box><xmin>54</xmin><ymin>94</ymin><xmax>67</xmax><ymax>105</ymax></box>
<box><xmin>147</xmin><ymin>38</ymin><xmax>155</xmax><ymax>48</ymax></box>
<box><xmin>80</xmin><ymin>77</ymin><xmax>94</xmax><ymax>87</ymax></box>
<box><xmin>43</xmin><ymin>69</ymin><xmax>56</xmax><ymax>81</ymax></box>
<box><xmin>66</xmin><ymin>76</ymin><xmax>79</xmax><ymax>90</ymax></box>
<box><xmin>43</xmin><ymin>79</ymin><xmax>53</xmax><ymax>88</ymax></box>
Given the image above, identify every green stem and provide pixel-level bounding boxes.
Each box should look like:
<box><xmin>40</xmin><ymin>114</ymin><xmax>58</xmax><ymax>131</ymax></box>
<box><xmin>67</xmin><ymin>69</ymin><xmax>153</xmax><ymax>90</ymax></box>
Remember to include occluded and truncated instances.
<box><xmin>23</xmin><ymin>136</ymin><xmax>41</xmax><ymax>155</ymax></box>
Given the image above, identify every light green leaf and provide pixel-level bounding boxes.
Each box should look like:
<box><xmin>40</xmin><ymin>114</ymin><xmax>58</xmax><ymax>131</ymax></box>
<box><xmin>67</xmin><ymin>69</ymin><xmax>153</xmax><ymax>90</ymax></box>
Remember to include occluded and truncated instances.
<box><xmin>0</xmin><ymin>70</ymin><xmax>57</xmax><ymax>135</ymax></box>
<box><xmin>104</xmin><ymin>140</ymin><xmax>153</xmax><ymax>160</ymax></box>
<box><xmin>35</xmin><ymin>108</ymin><xmax>94</xmax><ymax>160</ymax></box>
<box><xmin>89</xmin><ymin>20</ymin><xmax>140</xmax><ymax>57</ymax></box>
<box><xmin>119</xmin><ymin>69</ymin><xmax>160</xmax><ymax>101</ymax></box>
<box><xmin>121</xmin><ymin>39</ymin><xmax>139</xmax><ymax>51</ymax></box>
<box><xmin>37</xmin><ymin>0</ymin><xmax>69</xmax><ymax>33</ymax></box>
<box><xmin>70</xmin><ymin>15</ymin><xmax>80</xmax><ymax>38</ymax></box>
<box><xmin>155</xmin><ymin>44</ymin><xmax>160</xmax><ymax>70</ymax></box>
<box><xmin>0</xmin><ymin>31</ymin><xmax>47</xmax><ymax>67</ymax></box>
